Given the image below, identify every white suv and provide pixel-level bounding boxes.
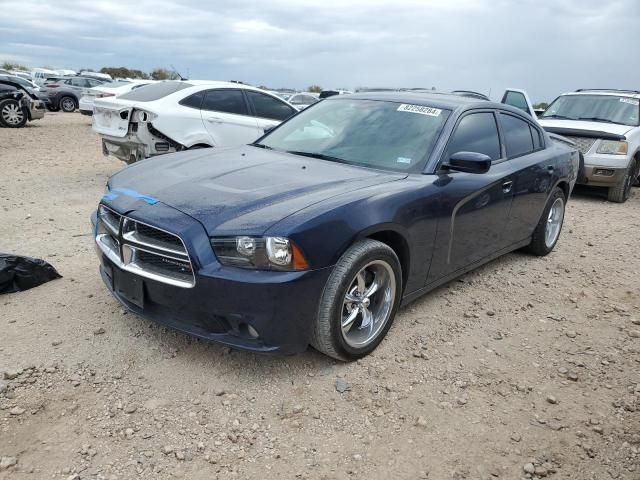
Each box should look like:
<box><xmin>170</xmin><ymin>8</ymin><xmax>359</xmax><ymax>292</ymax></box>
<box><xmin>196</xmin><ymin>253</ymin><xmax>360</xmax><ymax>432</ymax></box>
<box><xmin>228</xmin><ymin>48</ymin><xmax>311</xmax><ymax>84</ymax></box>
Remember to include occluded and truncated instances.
<box><xmin>538</xmin><ymin>89</ymin><xmax>640</xmax><ymax>203</ymax></box>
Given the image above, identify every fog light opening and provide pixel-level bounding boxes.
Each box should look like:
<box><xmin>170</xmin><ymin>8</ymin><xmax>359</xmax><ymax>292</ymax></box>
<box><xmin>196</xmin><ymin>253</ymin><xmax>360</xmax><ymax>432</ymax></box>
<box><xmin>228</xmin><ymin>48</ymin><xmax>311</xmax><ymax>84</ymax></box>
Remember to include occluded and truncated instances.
<box><xmin>594</xmin><ymin>168</ymin><xmax>614</xmax><ymax>177</ymax></box>
<box><xmin>239</xmin><ymin>323</ymin><xmax>260</xmax><ymax>339</ymax></box>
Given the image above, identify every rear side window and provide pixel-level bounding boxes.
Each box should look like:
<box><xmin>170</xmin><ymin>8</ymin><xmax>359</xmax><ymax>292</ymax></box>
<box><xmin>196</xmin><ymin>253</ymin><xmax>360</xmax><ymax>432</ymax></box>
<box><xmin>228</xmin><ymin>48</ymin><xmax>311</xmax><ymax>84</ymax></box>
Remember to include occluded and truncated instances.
<box><xmin>119</xmin><ymin>81</ymin><xmax>193</xmax><ymax>102</ymax></box>
<box><xmin>245</xmin><ymin>91</ymin><xmax>296</xmax><ymax>121</ymax></box>
<box><xmin>444</xmin><ymin>112</ymin><xmax>501</xmax><ymax>161</ymax></box>
<box><xmin>180</xmin><ymin>91</ymin><xmax>205</xmax><ymax>109</ymax></box>
<box><xmin>201</xmin><ymin>89</ymin><xmax>248</xmax><ymax>115</ymax></box>
<box><xmin>499</xmin><ymin>113</ymin><xmax>534</xmax><ymax>157</ymax></box>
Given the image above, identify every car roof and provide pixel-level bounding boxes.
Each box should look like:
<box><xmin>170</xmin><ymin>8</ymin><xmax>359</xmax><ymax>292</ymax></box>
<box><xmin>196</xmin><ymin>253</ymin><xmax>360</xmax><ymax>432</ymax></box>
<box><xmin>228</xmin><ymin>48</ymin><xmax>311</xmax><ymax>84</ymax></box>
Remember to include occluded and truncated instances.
<box><xmin>563</xmin><ymin>89</ymin><xmax>640</xmax><ymax>99</ymax></box>
<box><xmin>332</xmin><ymin>91</ymin><xmax>499</xmax><ymax>111</ymax></box>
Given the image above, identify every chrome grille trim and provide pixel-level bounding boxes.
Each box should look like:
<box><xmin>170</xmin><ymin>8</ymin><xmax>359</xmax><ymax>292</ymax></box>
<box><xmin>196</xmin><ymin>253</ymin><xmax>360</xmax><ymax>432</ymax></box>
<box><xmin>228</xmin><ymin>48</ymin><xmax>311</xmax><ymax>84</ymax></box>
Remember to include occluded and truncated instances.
<box><xmin>564</xmin><ymin>136</ymin><xmax>597</xmax><ymax>155</ymax></box>
<box><xmin>95</xmin><ymin>204</ymin><xmax>195</xmax><ymax>288</ymax></box>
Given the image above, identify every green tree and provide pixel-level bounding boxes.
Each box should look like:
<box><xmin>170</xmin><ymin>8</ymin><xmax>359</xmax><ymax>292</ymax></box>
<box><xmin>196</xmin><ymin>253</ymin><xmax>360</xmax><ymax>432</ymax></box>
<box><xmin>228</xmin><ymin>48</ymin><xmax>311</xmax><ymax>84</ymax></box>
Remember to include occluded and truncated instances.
<box><xmin>99</xmin><ymin>67</ymin><xmax>149</xmax><ymax>79</ymax></box>
<box><xmin>307</xmin><ymin>85</ymin><xmax>322</xmax><ymax>93</ymax></box>
<box><xmin>150</xmin><ymin>68</ymin><xmax>179</xmax><ymax>80</ymax></box>
<box><xmin>533</xmin><ymin>102</ymin><xmax>549</xmax><ymax>110</ymax></box>
<box><xmin>1</xmin><ymin>62</ymin><xmax>29</xmax><ymax>71</ymax></box>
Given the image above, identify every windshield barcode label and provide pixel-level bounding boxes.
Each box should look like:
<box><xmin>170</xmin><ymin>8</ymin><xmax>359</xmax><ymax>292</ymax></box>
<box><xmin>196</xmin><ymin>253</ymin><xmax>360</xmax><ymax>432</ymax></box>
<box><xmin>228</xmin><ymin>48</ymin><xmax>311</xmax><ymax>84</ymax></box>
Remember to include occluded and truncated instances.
<box><xmin>397</xmin><ymin>104</ymin><xmax>442</xmax><ymax>116</ymax></box>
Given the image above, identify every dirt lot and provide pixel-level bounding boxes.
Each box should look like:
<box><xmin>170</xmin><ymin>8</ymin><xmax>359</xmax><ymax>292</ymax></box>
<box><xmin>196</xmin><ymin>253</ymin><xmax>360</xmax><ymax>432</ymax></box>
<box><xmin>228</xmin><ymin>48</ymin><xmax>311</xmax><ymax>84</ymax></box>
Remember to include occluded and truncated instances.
<box><xmin>1</xmin><ymin>113</ymin><xmax>639</xmax><ymax>480</ymax></box>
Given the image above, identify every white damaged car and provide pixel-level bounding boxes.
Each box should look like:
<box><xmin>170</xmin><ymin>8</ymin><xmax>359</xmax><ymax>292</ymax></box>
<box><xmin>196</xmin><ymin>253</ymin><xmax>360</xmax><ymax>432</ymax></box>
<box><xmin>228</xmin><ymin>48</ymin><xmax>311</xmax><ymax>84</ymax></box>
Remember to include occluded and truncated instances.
<box><xmin>79</xmin><ymin>79</ymin><xmax>154</xmax><ymax>116</ymax></box>
<box><xmin>92</xmin><ymin>81</ymin><xmax>297</xmax><ymax>164</ymax></box>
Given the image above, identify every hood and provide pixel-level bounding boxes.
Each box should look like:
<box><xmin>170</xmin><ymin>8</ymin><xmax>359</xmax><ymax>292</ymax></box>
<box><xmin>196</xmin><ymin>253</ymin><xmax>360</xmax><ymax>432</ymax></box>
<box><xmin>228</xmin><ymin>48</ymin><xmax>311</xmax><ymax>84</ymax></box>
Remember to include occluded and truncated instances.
<box><xmin>106</xmin><ymin>146</ymin><xmax>407</xmax><ymax>236</ymax></box>
<box><xmin>538</xmin><ymin>118</ymin><xmax>634</xmax><ymax>138</ymax></box>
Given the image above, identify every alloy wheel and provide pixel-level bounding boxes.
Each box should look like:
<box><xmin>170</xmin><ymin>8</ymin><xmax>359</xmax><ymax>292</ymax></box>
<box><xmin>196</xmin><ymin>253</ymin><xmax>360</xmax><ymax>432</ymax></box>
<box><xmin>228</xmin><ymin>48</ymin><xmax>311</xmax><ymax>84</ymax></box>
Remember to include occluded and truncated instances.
<box><xmin>341</xmin><ymin>260</ymin><xmax>396</xmax><ymax>348</ymax></box>
<box><xmin>544</xmin><ymin>197</ymin><xmax>564</xmax><ymax>248</ymax></box>
<box><xmin>1</xmin><ymin>102</ymin><xmax>24</xmax><ymax>125</ymax></box>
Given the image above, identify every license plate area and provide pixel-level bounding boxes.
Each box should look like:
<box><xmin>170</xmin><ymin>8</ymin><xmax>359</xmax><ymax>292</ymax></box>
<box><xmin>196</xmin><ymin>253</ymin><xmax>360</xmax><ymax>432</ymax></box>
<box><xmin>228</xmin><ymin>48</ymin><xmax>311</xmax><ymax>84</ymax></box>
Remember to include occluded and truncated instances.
<box><xmin>113</xmin><ymin>268</ymin><xmax>144</xmax><ymax>308</ymax></box>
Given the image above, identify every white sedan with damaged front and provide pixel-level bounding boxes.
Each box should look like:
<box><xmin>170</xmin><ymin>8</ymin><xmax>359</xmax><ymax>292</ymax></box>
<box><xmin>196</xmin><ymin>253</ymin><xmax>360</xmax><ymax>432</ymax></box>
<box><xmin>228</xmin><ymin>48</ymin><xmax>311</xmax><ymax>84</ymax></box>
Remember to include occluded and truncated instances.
<box><xmin>92</xmin><ymin>80</ymin><xmax>297</xmax><ymax>164</ymax></box>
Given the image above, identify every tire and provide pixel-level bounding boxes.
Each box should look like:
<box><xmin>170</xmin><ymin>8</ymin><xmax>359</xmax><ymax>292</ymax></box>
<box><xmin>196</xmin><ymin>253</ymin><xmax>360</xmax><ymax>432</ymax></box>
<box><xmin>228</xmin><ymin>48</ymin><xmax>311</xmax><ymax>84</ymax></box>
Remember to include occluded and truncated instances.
<box><xmin>607</xmin><ymin>160</ymin><xmax>635</xmax><ymax>203</ymax></box>
<box><xmin>59</xmin><ymin>96</ymin><xmax>76</xmax><ymax>113</ymax></box>
<box><xmin>311</xmin><ymin>239</ymin><xmax>402</xmax><ymax>361</ymax></box>
<box><xmin>0</xmin><ymin>99</ymin><xmax>28</xmax><ymax>128</ymax></box>
<box><xmin>526</xmin><ymin>187</ymin><xmax>566</xmax><ymax>256</ymax></box>
<box><xmin>633</xmin><ymin>157</ymin><xmax>640</xmax><ymax>187</ymax></box>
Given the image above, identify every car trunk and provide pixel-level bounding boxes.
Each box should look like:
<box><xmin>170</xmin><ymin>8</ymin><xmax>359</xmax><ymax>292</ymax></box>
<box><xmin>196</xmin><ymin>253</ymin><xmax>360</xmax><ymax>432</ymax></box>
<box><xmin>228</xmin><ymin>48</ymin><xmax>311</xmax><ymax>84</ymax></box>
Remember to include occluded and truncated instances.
<box><xmin>93</xmin><ymin>99</ymin><xmax>137</xmax><ymax>137</ymax></box>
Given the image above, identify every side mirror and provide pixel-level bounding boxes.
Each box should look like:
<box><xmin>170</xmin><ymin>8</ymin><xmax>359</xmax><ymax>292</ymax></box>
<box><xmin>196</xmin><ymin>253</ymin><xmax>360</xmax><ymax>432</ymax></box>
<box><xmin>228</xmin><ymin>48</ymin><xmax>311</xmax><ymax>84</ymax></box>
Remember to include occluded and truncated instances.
<box><xmin>443</xmin><ymin>151</ymin><xmax>491</xmax><ymax>174</ymax></box>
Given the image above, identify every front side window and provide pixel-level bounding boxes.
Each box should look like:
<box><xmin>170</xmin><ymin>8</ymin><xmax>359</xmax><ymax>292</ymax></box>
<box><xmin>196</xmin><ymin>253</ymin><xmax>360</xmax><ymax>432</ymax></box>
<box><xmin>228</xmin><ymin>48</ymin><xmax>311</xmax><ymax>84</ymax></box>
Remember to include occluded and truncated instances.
<box><xmin>258</xmin><ymin>98</ymin><xmax>451</xmax><ymax>172</ymax></box>
<box><xmin>444</xmin><ymin>112</ymin><xmax>501</xmax><ymax>161</ymax></box>
<box><xmin>201</xmin><ymin>89</ymin><xmax>248</xmax><ymax>115</ymax></box>
<box><xmin>246</xmin><ymin>91</ymin><xmax>296</xmax><ymax>121</ymax></box>
<box><xmin>542</xmin><ymin>94</ymin><xmax>640</xmax><ymax>126</ymax></box>
<box><xmin>499</xmin><ymin>113</ymin><xmax>534</xmax><ymax>157</ymax></box>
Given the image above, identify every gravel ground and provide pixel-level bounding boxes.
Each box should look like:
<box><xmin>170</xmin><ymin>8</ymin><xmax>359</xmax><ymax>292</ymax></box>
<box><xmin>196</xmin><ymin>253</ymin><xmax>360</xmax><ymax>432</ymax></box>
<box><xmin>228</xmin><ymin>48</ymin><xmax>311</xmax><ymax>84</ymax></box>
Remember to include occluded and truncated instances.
<box><xmin>1</xmin><ymin>113</ymin><xmax>639</xmax><ymax>480</ymax></box>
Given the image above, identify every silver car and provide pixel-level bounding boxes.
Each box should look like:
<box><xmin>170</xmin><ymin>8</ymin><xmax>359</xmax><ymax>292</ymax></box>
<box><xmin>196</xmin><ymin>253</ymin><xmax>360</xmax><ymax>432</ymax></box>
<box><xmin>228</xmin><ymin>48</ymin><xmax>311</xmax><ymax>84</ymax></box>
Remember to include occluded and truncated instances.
<box><xmin>39</xmin><ymin>76</ymin><xmax>106</xmax><ymax>112</ymax></box>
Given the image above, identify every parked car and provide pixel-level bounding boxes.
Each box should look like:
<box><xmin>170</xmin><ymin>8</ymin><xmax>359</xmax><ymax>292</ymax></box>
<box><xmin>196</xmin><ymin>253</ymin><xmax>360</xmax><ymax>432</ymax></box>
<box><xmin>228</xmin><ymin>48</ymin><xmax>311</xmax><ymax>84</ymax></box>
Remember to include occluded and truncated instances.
<box><xmin>31</xmin><ymin>68</ymin><xmax>58</xmax><ymax>86</ymax></box>
<box><xmin>288</xmin><ymin>92</ymin><xmax>320</xmax><ymax>110</ymax></box>
<box><xmin>537</xmin><ymin>89</ymin><xmax>640</xmax><ymax>202</ymax></box>
<box><xmin>0</xmin><ymin>80</ymin><xmax>46</xmax><ymax>127</ymax></box>
<box><xmin>92</xmin><ymin>91</ymin><xmax>579</xmax><ymax>360</ymax></box>
<box><xmin>92</xmin><ymin>80</ymin><xmax>297</xmax><ymax>164</ymax></box>
<box><xmin>79</xmin><ymin>80</ymin><xmax>154</xmax><ymax>116</ymax></box>
<box><xmin>0</xmin><ymin>74</ymin><xmax>40</xmax><ymax>96</ymax></box>
<box><xmin>319</xmin><ymin>89</ymin><xmax>353</xmax><ymax>99</ymax></box>
<box><xmin>39</xmin><ymin>76</ymin><xmax>107</xmax><ymax>112</ymax></box>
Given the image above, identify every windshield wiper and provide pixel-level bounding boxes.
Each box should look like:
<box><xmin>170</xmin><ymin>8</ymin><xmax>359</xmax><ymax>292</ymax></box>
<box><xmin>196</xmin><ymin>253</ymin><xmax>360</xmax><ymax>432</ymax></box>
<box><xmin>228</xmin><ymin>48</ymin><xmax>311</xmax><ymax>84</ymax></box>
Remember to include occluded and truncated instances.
<box><xmin>542</xmin><ymin>114</ymin><xmax>572</xmax><ymax>120</ymax></box>
<box><xmin>250</xmin><ymin>143</ymin><xmax>273</xmax><ymax>150</ymax></box>
<box><xmin>286</xmin><ymin>150</ymin><xmax>347</xmax><ymax>163</ymax></box>
<box><xmin>577</xmin><ymin>117</ymin><xmax>617</xmax><ymax>124</ymax></box>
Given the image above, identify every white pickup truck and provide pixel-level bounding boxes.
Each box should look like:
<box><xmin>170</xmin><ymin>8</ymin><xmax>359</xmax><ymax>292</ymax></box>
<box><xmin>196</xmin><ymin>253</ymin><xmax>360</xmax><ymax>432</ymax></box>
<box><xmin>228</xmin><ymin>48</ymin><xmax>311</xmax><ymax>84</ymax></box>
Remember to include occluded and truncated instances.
<box><xmin>504</xmin><ymin>88</ymin><xmax>640</xmax><ymax>203</ymax></box>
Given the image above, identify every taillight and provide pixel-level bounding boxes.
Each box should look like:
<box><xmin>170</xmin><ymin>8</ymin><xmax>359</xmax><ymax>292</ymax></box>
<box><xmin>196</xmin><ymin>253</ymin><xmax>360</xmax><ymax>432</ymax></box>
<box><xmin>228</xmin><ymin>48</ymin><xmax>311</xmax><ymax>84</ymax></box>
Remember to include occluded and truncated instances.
<box><xmin>97</xmin><ymin>93</ymin><xmax>115</xmax><ymax>98</ymax></box>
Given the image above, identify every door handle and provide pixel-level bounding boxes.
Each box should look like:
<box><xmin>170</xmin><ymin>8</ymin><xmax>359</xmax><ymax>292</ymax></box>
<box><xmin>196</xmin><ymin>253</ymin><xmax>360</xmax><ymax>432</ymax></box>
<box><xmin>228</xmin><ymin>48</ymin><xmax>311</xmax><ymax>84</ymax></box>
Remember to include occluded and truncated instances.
<box><xmin>206</xmin><ymin>117</ymin><xmax>223</xmax><ymax>123</ymax></box>
<box><xmin>502</xmin><ymin>180</ymin><xmax>513</xmax><ymax>193</ymax></box>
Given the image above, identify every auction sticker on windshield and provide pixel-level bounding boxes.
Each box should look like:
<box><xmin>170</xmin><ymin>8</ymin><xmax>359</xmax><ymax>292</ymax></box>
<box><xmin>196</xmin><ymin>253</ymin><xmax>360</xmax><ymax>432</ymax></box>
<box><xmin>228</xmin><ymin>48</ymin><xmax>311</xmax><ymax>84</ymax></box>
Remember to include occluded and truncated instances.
<box><xmin>619</xmin><ymin>98</ymin><xmax>639</xmax><ymax>106</ymax></box>
<box><xmin>397</xmin><ymin>104</ymin><xmax>442</xmax><ymax>116</ymax></box>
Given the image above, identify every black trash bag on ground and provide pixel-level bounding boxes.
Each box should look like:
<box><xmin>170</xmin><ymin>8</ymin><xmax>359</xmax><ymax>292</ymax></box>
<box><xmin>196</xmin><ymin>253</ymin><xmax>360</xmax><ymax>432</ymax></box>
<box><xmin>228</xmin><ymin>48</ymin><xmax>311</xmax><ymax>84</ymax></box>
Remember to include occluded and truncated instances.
<box><xmin>0</xmin><ymin>254</ymin><xmax>62</xmax><ymax>294</ymax></box>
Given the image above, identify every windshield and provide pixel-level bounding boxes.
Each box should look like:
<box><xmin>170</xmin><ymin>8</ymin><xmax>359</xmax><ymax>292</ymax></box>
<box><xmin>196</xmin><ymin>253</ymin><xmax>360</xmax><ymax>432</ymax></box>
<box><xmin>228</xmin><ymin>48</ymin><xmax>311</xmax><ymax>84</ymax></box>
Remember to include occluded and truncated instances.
<box><xmin>118</xmin><ymin>81</ymin><xmax>192</xmax><ymax>102</ymax></box>
<box><xmin>542</xmin><ymin>94</ymin><xmax>639</xmax><ymax>126</ymax></box>
<box><xmin>258</xmin><ymin>98</ymin><xmax>450</xmax><ymax>172</ymax></box>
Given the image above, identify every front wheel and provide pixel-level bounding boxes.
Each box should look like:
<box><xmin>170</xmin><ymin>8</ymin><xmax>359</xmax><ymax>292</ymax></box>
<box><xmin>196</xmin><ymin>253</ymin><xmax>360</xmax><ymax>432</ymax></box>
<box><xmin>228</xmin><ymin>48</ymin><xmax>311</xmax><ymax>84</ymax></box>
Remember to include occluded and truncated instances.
<box><xmin>311</xmin><ymin>239</ymin><xmax>402</xmax><ymax>361</ymax></box>
<box><xmin>0</xmin><ymin>99</ymin><xmax>28</xmax><ymax>128</ymax></box>
<box><xmin>607</xmin><ymin>160</ymin><xmax>635</xmax><ymax>203</ymax></box>
<box><xmin>526</xmin><ymin>187</ymin><xmax>566</xmax><ymax>256</ymax></box>
<box><xmin>59</xmin><ymin>96</ymin><xmax>76</xmax><ymax>113</ymax></box>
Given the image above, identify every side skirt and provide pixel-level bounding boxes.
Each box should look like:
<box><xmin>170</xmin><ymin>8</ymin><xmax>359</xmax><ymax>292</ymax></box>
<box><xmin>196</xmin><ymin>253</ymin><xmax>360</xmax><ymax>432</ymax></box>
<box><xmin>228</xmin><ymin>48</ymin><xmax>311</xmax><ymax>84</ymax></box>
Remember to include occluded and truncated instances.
<box><xmin>400</xmin><ymin>238</ymin><xmax>531</xmax><ymax>307</ymax></box>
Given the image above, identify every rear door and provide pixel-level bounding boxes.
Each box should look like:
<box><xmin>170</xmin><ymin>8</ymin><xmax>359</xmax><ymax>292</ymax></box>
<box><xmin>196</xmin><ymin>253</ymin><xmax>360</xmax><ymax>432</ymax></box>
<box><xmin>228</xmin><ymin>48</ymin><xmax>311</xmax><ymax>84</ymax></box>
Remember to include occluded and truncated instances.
<box><xmin>501</xmin><ymin>89</ymin><xmax>537</xmax><ymax>119</ymax></box>
<box><xmin>498</xmin><ymin>111</ymin><xmax>554</xmax><ymax>243</ymax></box>
<box><xmin>426</xmin><ymin>110</ymin><xmax>516</xmax><ymax>284</ymax></box>
<box><xmin>199</xmin><ymin>89</ymin><xmax>261</xmax><ymax>146</ymax></box>
<box><xmin>244</xmin><ymin>90</ymin><xmax>297</xmax><ymax>134</ymax></box>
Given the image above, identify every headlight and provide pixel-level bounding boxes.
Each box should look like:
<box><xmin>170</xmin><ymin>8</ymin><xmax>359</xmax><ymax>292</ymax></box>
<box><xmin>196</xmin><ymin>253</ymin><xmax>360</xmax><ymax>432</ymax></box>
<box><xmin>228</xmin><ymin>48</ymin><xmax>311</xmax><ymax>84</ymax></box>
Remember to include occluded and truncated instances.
<box><xmin>133</xmin><ymin>109</ymin><xmax>156</xmax><ymax>123</ymax></box>
<box><xmin>596</xmin><ymin>140</ymin><xmax>628</xmax><ymax>155</ymax></box>
<box><xmin>211</xmin><ymin>236</ymin><xmax>309</xmax><ymax>271</ymax></box>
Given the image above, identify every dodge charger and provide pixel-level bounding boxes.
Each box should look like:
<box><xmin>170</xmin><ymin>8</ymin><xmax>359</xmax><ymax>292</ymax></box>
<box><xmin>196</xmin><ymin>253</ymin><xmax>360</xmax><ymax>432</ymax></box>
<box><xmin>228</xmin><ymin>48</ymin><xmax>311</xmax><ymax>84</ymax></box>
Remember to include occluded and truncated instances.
<box><xmin>92</xmin><ymin>92</ymin><xmax>580</xmax><ymax>360</ymax></box>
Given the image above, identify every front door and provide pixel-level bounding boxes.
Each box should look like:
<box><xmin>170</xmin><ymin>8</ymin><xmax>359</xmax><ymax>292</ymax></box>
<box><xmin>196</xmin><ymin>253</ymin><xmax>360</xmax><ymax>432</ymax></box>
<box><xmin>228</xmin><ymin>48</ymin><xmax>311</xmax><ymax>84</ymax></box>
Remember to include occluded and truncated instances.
<box><xmin>426</xmin><ymin>110</ymin><xmax>515</xmax><ymax>285</ymax></box>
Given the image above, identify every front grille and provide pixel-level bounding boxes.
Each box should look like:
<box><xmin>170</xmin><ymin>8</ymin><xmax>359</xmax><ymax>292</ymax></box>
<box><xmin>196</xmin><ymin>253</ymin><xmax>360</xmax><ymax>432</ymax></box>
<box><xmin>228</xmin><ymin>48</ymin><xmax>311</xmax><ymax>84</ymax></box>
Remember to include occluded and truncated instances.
<box><xmin>564</xmin><ymin>136</ymin><xmax>597</xmax><ymax>154</ymax></box>
<box><xmin>95</xmin><ymin>205</ymin><xmax>195</xmax><ymax>288</ymax></box>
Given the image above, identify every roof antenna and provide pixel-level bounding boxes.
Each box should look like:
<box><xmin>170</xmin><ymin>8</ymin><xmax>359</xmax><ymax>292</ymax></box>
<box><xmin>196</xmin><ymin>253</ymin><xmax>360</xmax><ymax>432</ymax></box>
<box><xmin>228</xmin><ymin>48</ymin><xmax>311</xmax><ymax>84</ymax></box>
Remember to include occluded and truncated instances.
<box><xmin>170</xmin><ymin>64</ymin><xmax>187</xmax><ymax>81</ymax></box>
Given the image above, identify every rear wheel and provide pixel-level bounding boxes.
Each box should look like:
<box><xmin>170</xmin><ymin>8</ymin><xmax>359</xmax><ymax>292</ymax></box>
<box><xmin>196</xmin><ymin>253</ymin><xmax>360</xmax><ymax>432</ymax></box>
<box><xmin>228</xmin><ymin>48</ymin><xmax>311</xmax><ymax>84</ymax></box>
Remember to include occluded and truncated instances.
<box><xmin>311</xmin><ymin>239</ymin><xmax>402</xmax><ymax>361</ymax></box>
<box><xmin>607</xmin><ymin>160</ymin><xmax>635</xmax><ymax>203</ymax></box>
<box><xmin>526</xmin><ymin>187</ymin><xmax>565</xmax><ymax>256</ymax></box>
<box><xmin>0</xmin><ymin>99</ymin><xmax>27</xmax><ymax>128</ymax></box>
<box><xmin>59</xmin><ymin>96</ymin><xmax>76</xmax><ymax>113</ymax></box>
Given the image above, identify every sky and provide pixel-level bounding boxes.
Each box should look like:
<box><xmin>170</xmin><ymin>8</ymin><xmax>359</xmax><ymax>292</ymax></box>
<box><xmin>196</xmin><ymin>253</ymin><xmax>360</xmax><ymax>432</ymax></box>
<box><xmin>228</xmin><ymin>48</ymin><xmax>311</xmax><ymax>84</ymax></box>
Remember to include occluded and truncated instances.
<box><xmin>1</xmin><ymin>0</ymin><xmax>638</xmax><ymax>103</ymax></box>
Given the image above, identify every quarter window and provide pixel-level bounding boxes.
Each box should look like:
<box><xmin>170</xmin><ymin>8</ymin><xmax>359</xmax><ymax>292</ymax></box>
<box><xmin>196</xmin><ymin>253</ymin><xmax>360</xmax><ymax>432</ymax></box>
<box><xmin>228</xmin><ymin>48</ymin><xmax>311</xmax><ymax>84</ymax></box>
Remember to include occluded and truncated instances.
<box><xmin>245</xmin><ymin>91</ymin><xmax>296</xmax><ymax>121</ymax></box>
<box><xmin>180</xmin><ymin>90</ymin><xmax>205</xmax><ymax>109</ymax></box>
<box><xmin>444</xmin><ymin>112</ymin><xmax>501</xmax><ymax>161</ymax></box>
<box><xmin>499</xmin><ymin>113</ymin><xmax>534</xmax><ymax>157</ymax></box>
<box><xmin>201</xmin><ymin>89</ymin><xmax>248</xmax><ymax>115</ymax></box>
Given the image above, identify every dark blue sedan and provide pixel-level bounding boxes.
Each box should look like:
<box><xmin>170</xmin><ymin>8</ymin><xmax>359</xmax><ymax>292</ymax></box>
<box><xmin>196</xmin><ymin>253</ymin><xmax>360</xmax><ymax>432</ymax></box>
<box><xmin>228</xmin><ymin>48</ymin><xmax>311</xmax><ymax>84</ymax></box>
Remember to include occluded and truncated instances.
<box><xmin>92</xmin><ymin>92</ymin><xmax>580</xmax><ymax>360</ymax></box>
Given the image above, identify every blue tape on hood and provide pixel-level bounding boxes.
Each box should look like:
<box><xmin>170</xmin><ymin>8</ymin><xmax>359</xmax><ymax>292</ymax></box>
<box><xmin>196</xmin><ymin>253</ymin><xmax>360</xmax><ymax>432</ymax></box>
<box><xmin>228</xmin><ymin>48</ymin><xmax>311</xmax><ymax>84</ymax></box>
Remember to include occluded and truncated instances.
<box><xmin>102</xmin><ymin>187</ymin><xmax>159</xmax><ymax>205</ymax></box>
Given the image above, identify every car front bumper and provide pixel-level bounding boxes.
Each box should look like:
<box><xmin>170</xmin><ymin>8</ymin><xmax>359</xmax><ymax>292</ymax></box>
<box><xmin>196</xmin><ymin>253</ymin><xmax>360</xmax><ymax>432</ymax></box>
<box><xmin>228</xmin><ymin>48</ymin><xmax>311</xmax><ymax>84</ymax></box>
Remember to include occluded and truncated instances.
<box><xmin>579</xmin><ymin>153</ymin><xmax>631</xmax><ymax>187</ymax></box>
<box><xmin>91</xmin><ymin>207</ymin><xmax>332</xmax><ymax>355</ymax></box>
<box><xmin>28</xmin><ymin>99</ymin><xmax>46</xmax><ymax>120</ymax></box>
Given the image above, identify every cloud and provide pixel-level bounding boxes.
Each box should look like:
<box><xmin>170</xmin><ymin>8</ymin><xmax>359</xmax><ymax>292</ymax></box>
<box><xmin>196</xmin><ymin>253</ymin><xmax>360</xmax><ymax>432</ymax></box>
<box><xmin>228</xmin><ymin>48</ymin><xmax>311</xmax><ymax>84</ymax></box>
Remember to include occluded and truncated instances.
<box><xmin>0</xmin><ymin>0</ymin><xmax>638</xmax><ymax>101</ymax></box>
